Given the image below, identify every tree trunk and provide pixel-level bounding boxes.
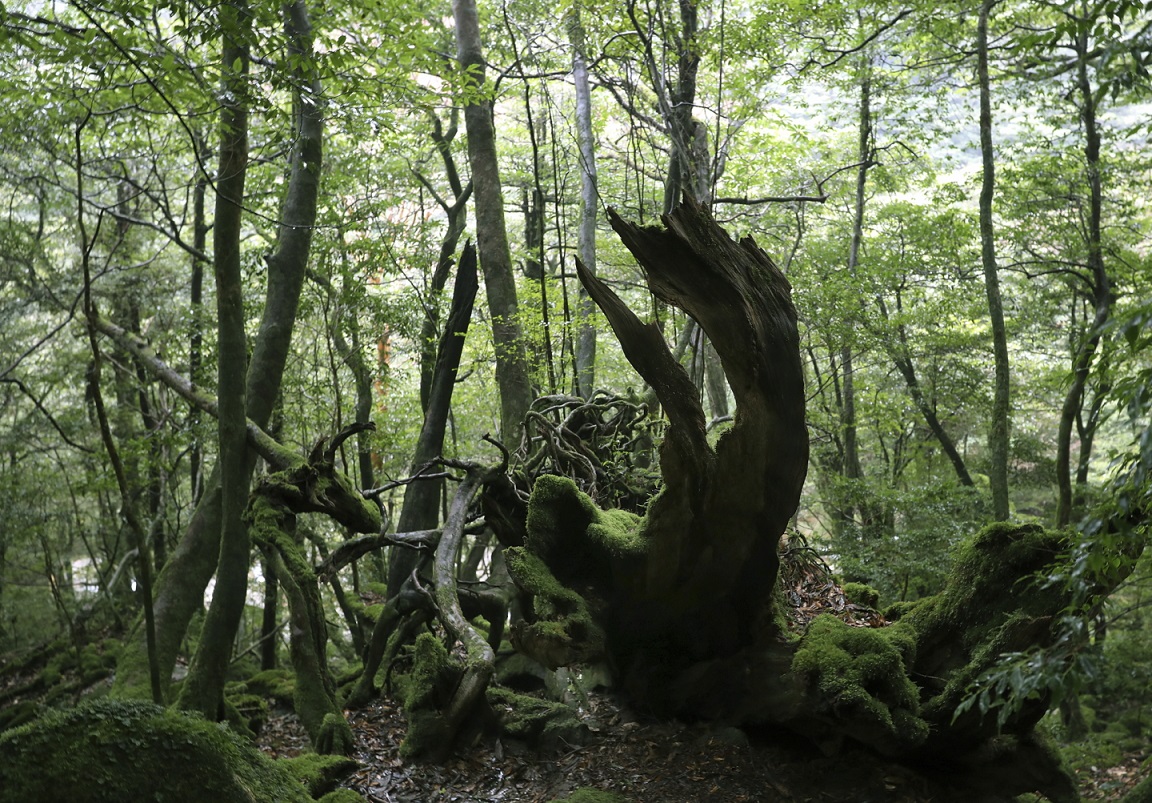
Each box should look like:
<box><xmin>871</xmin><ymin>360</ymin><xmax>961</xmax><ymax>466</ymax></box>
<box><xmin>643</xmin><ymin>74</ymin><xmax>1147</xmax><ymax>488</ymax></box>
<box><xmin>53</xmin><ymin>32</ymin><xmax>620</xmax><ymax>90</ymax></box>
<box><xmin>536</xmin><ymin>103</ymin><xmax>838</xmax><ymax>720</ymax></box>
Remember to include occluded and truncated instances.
<box><xmin>1056</xmin><ymin>25</ymin><xmax>1113</xmax><ymax>527</ymax></box>
<box><xmin>452</xmin><ymin>0</ymin><xmax>534</xmax><ymax>441</ymax></box>
<box><xmin>507</xmin><ymin>200</ymin><xmax>1082</xmax><ymax>802</ymax></box>
<box><xmin>176</xmin><ymin>0</ymin><xmax>252</xmax><ymax>718</ymax></box>
<box><xmin>570</xmin><ymin>8</ymin><xmax>598</xmax><ymax>399</ymax></box>
<box><xmin>510</xmin><ymin>196</ymin><xmax>807</xmax><ymax>704</ymax></box>
<box><xmin>115</xmin><ymin>0</ymin><xmax>325</xmax><ymax>702</ymax></box>
<box><xmin>978</xmin><ymin>0</ymin><xmax>1011</xmax><ymax>521</ymax></box>
<box><xmin>349</xmin><ymin>246</ymin><xmax>478</xmax><ymax>706</ymax></box>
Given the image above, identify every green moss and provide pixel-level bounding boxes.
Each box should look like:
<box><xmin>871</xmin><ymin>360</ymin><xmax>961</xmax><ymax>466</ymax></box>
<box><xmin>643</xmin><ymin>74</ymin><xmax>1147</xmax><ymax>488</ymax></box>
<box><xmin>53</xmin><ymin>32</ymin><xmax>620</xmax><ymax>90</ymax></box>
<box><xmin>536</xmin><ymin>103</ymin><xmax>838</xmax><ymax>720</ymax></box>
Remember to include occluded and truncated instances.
<box><xmin>0</xmin><ymin>698</ymin><xmax>311</xmax><ymax>802</ymax></box>
<box><xmin>789</xmin><ymin>615</ymin><xmax>927</xmax><ymax>754</ymax></box>
<box><xmin>0</xmin><ymin>700</ymin><xmax>39</xmax><ymax>731</ymax></box>
<box><xmin>238</xmin><ymin>668</ymin><xmax>297</xmax><ymax>704</ymax></box>
<box><xmin>486</xmin><ymin>686</ymin><xmax>587</xmax><ymax>748</ymax></box>
<box><xmin>504</xmin><ymin>547</ymin><xmax>605</xmax><ymax>669</ymax></box>
<box><xmin>548</xmin><ymin>789</ymin><xmax>628</xmax><ymax>803</ymax></box>
<box><xmin>882</xmin><ymin>600</ymin><xmax>919</xmax><ymax>622</ymax></box>
<box><xmin>225</xmin><ymin>692</ymin><xmax>269</xmax><ymax>735</ymax></box>
<box><xmin>526</xmin><ymin>475</ymin><xmax>646</xmax><ymax>585</ymax></box>
<box><xmin>398</xmin><ymin>633</ymin><xmax>461</xmax><ymax>759</ymax></box>
<box><xmin>902</xmin><ymin>522</ymin><xmax>1071</xmax><ymax>724</ymax></box>
<box><xmin>279</xmin><ymin>753</ymin><xmax>359</xmax><ymax>797</ymax></box>
<box><xmin>316</xmin><ymin>791</ymin><xmax>367</xmax><ymax>803</ymax></box>
<box><xmin>586</xmin><ymin>508</ymin><xmax>645</xmax><ymax>560</ymax></box>
<box><xmin>842</xmin><ymin>582</ymin><xmax>880</xmax><ymax>609</ymax></box>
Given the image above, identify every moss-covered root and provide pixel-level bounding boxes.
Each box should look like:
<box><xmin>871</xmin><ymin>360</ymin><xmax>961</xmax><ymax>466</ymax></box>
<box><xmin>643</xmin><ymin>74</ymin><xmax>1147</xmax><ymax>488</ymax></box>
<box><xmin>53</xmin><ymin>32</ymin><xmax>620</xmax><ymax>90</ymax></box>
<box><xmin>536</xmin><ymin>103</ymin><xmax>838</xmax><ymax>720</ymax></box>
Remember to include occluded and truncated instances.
<box><xmin>252</xmin><ymin>501</ymin><xmax>353</xmax><ymax>755</ymax></box>
<box><xmin>0</xmin><ymin>699</ymin><xmax>312</xmax><ymax>803</ymax></box>
<box><xmin>486</xmin><ymin>686</ymin><xmax>588</xmax><ymax>749</ymax></box>
<box><xmin>399</xmin><ymin>632</ymin><xmax>463</xmax><ymax>760</ymax></box>
<box><xmin>787</xmin><ymin>614</ymin><xmax>927</xmax><ymax>756</ymax></box>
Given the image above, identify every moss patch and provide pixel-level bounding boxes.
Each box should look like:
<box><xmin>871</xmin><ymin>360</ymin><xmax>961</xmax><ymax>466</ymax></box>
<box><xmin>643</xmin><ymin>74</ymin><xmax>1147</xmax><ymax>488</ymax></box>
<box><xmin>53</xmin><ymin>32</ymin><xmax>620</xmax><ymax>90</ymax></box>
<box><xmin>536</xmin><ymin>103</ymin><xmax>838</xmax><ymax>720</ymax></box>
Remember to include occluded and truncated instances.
<box><xmin>903</xmin><ymin>522</ymin><xmax>1070</xmax><ymax>726</ymax></box>
<box><xmin>234</xmin><ymin>668</ymin><xmax>297</xmax><ymax>705</ymax></box>
<box><xmin>486</xmin><ymin>686</ymin><xmax>588</xmax><ymax>748</ymax></box>
<box><xmin>0</xmin><ymin>698</ymin><xmax>311</xmax><ymax>802</ymax></box>
<box><xmin>505</xmin><ymin>547</ymin><xmax>606</xmax><ymax>669</ymax></box>
<box><xmin>842</xmin><ymin>582</ymin><xmax>880</xmax><ymax>609</ymax></box>
<box><xmin>789</xmin><ymin>615</ymin><xmax>927</xmax><ymax>755</ymax></box>
<box><xmin>397</xmin><ymin>633</ymin><xmax>461</xmax><ymax>759</ymax></box>
<box><xmin>525</xmin><ymin>475</ymin><xmax>645</xmax><ymax>588</ymax></box>
<box><xmin>279</xmin><ymin>753</ymin><xmax>360</xmax><ymax>797</ymax></box>
<box><xmin>548</xmin><ymin>789</ymin><xmax>628</xmax><ymax>803</ymax></box>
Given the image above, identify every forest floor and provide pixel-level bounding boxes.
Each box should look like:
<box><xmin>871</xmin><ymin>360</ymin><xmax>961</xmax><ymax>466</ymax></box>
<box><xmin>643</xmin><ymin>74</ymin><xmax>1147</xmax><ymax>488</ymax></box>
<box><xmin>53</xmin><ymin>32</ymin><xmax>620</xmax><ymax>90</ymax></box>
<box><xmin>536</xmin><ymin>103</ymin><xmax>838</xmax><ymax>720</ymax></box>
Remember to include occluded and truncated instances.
<box><xmin>254</xmin><ymin>689</ymin><xmax>1150</xmax><ymax>803</ymax></box>
<box><xmin>0</xmin><ymin>645</ymin><xmax>1147</xmax><ymax>802</ymax></box>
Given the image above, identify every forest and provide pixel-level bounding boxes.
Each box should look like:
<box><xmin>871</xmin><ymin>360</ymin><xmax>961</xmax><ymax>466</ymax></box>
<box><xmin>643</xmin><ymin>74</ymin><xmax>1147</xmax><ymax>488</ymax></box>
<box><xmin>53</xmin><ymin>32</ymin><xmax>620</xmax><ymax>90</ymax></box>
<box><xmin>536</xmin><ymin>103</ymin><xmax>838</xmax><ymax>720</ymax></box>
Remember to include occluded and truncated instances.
<box><xmin>0</xmin><ymin>0</ymin><xmax>1150</xmax><ymax>800</ymax></box>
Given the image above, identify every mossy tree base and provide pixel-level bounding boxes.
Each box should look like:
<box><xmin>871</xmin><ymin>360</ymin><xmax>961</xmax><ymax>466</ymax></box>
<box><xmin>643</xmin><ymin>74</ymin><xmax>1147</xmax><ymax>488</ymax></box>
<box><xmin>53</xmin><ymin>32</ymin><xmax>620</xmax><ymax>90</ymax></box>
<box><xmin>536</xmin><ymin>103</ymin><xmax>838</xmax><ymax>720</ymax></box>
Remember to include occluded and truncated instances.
<box><xmin>506</xmin><ymin>199</ymin><xmax>1082</xmax><ymax>801</ymax></box>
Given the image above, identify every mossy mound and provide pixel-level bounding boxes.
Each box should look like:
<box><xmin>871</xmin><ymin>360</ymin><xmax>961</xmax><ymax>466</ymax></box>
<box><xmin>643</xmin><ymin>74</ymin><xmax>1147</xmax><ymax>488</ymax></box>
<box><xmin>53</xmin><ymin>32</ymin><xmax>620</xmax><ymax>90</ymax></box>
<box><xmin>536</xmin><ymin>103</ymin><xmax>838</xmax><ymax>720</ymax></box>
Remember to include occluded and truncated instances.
<box><xmin>841</xmin><ymin>582</ymin><xmax>880</xmax><ymax>609</ymax></box>
<box><xmin>525</xmin><ymin>474</ymin><xmax>646</xmax><ymax>588</ymax></box>
<box><xmin>0</xmin><ymin>698</ymin><xmax>312</xmax><ymax>803</ymax></box>
<box><xmin>904</xmin><ymin>522</ymin><xmax>1070</xmax><ymax>728</ymax></box>
<box><xmin>234</xmin><ymin>667</ymin><xmax>296</xmax><ymax>705</ymax></box>
<box><xmin>505</xmin><ymin>547</ymin><xmax>606</xmax><ymax>669</ymax></box>
<box><xmin>397</xmin><ymin>633</ymin><xmax>461</xmax><ymax>759</ymax></box>
<box><xmin>789</xmin><ymin>615</ymin><xmax>926</xmax><ymax>755</ymax></box>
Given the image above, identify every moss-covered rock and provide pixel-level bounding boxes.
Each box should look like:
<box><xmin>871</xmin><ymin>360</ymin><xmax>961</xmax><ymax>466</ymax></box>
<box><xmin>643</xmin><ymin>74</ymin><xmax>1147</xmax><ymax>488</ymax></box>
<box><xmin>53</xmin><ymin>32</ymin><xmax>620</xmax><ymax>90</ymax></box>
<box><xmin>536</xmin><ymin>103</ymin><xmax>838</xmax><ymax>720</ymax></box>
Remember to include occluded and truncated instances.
<box><xmin>0</xmin><ymin>698</ymin><xmax>311</xmax><ymax>802</ymax></box>
<box><xmin>218</xmin><ymin>693</ymin><xmax>260</xmax><ymax>741</ymax></box>
<box><xmin>788</xmin><ymin>615</ymin><xmax>927</xmax><ymax>755</ymax></box>
<box><xmin>486</xmin><ymin>685</ymin><xmax>588</xmax><ymax>748</ymax></box>
<box><xmin>842</xmin><ymin>582</ymin><xmax>880</xmax><ymax>610</ymax></box>
<box><xmin>234</xmin><ymin>668</ymin><xmax>296</xmax><ymax>705</ymax></box>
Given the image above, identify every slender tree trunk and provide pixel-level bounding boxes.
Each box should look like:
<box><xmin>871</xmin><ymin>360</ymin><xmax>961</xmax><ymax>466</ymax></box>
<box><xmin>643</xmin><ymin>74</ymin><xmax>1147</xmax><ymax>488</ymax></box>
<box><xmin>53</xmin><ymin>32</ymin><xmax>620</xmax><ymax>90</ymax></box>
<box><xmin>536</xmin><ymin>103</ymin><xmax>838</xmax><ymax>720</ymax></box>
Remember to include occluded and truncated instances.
<box><xmin>115</xmin><ymin>0</ymin><xmax>325</xmax><ymax>702</ymax></box>
<box><xmin>260</xmin><ymin>554</ymin><xmax>278</xmax><ymax>670</ymax></box>
<box><xmin>1056</xmin><ymin>26</ymin><xmax>1112</xmax><ymax>527</ymax></box>
<box><xmin>189</xmin><ymin>132</ymin><xmax>209</xmax><ymax>508</ymax></box>
<box><xmin>177</xmin><ymin>0</ymin><xmax>252</xmax><ymax>718</ymax></box>
<box><xmin>570</xmin><ymin>8</ymin><xmax>598</xmax><ymax>399</ymax></box>
<box><xmin>887</xmin><ymin>312</ymin><xmax>975</xmax><ymax>488</ymax></box>
<box><xmin>452</xmin><ymin>0</ymin><xmax>533</xmax><ymax>441</ymax></box>
<box><xmin>841</xmin><ymin>65</ymin><xmax>871</xmax><ymax>515</ymax></box>
<box><xmin>978</xmin><ymin>0</ymin><xmax>1011</xmax><ymax>521</ymax></box>
<box><xmin>356</xmin><ymin>247</ymin><xmax>478</xmax><ymax>704</ymax></box>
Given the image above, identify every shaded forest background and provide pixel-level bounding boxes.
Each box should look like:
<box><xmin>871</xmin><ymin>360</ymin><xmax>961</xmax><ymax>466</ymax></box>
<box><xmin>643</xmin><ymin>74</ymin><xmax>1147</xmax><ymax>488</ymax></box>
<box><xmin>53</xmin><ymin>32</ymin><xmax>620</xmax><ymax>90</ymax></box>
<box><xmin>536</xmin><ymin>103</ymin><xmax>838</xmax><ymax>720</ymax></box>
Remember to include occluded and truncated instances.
<box><xmin>1</xmin><ymin>0</ymin><xmax>1151</xmax><ymax>800</ymax></box>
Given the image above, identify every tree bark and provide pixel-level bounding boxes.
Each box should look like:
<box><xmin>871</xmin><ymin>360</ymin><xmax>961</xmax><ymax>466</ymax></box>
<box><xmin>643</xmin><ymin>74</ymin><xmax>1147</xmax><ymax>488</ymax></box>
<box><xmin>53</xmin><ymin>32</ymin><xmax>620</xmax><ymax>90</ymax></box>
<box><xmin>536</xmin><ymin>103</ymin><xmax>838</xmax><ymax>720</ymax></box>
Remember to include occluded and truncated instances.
<box><xmin>452</xmin><ymin>0</ymin><xmax>534</xmax><ymax>441</ymax></box>
<box><xmin>354</xmin><ymin>246</ymin><xmax>477</xmax><ymax>703</ymax></box>
<box><xmin>978</xmin><ymin>0</ymin><xmax>1011</xmax><ymax>521</ymax></box>
<box><xmin>387</xmin><ymin>244</ymin><xmax>478</xmax><ymax>590</ymax></box>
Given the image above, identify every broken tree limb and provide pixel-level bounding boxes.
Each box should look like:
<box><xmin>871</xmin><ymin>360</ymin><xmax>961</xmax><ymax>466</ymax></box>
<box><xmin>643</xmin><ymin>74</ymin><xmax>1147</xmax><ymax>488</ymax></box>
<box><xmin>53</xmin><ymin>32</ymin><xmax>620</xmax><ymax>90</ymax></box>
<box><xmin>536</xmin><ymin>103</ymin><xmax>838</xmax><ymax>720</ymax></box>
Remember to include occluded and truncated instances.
<box><xmin>89</xmin><ymin>313</ymin><xmax>300</xmax><ymax>471</ymax></box>
<box><xmin>432</xmin><ymin>463</ymin><xmax>496</xmax><ymax>736</ymax></box>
